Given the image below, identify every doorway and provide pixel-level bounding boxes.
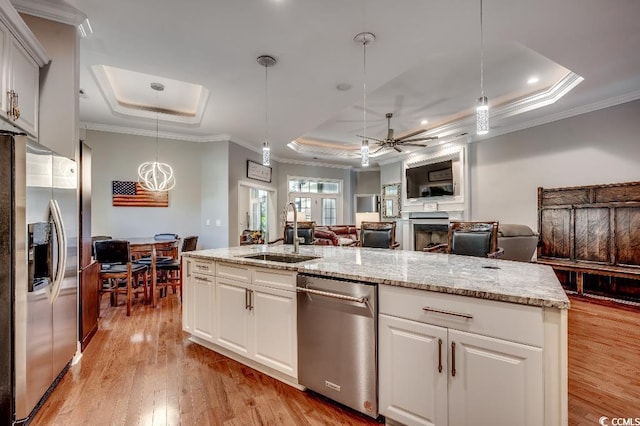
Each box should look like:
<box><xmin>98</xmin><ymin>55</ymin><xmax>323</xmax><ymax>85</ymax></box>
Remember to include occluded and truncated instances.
<box><xmin>238</xmin><ymin>181</ymin><xmax>277</xmax><ymax>243</ymax></box>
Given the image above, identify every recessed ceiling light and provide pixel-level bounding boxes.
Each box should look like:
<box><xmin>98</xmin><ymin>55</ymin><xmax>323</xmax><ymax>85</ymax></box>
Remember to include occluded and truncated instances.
<box><xmin>527</xmin><ymin>76</ymin><xmax>540</xmax><ymax>84</ymax></box>
<box><xmin>420</xmin><ymin>119</ymin><xmax>429</xmax><ymax>125</ymax></box>
<box><xmin>336</xmin><ymin>83</ymin><xmax>352</xmax><ymax>91</ymax></box>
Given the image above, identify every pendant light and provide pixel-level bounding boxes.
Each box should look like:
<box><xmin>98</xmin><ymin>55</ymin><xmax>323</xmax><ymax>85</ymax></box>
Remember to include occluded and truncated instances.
<box><xmin>476</xmin><ymin>0</ymin><xmax>489</xmax><ymax>135</ymax></box>
<box><xmin>354</xmin><ymin>31</ymin><xmax>375</xmax><ymax>167</ymax></box>
<box><xmin>257</xmin><ymin>55</ymin><xmax>277</xmax><ymax>166</ymax></box>
<box><xmin>137</xmin><ymin>82</ymin><xmax>176</xmax><ymax>191</ymax></box>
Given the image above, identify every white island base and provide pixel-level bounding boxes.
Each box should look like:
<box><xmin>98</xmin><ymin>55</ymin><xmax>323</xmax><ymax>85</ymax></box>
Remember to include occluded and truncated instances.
<box><xmin>182</xmin><ymin>245</ymin><xmax>569</xmax><ymax>426</ymax></box>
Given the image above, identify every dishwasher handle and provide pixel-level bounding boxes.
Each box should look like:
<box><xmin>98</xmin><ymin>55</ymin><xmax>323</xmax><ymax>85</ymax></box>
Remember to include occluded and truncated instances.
<box><xmin>297</xmin><ymin>286</ymin><xmax>368</xmax><ymax>304</ymax></box>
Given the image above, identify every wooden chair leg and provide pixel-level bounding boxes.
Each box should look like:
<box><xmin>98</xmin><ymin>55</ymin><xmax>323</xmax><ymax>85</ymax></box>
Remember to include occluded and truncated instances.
<box><xmin>126</xmin><ymin>270</ymin><xmax>132</xmax><ymax>316</ymax></box>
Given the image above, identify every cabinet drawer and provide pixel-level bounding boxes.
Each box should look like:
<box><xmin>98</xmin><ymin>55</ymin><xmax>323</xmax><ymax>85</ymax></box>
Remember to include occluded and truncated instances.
<box><xmin>253</xmin><ymin>268</ymin><xmax>296</xmax><ymax>290</ymax></box>
<box><xmin>217</xmin><ymin>262</ymin><xmax>251</xmax><ymax>283</ymax></box>
<box><xmin>190</xmin><ymin>259</ymin><xmax>216</xmax><ymax>276</ymax></box>
<box><xmin>379</xmin><ymin>285</ymin><xmax>543</xmax><ymax>347</ymax></box>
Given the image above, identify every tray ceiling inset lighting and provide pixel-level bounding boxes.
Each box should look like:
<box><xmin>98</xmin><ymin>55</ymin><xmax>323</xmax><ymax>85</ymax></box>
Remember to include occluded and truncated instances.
<box><xmin>91</xmin><ymin>65</ymin><xmax>210</xmax><ymax>125</ymax></box>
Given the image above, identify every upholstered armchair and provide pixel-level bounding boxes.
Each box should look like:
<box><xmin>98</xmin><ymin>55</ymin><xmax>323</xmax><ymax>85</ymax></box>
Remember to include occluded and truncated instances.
<box><xmin>424</xmin><ymin>221</ymin><xmax>504</xmax><ymax>258</ymax></box>
<box><xmin>269</xmin><ymin>221</ymin><xmax>316</xmax><ymax>245</ymax></box>
<box><xmin>358</xmin><ymin>221</ymin><xmax>400</xmax><ymax>249</ymax></box>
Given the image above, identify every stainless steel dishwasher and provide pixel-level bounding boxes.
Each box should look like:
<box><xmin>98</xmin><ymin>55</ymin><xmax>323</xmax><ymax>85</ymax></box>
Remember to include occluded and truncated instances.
<box><xmin>297</xmin><ymin>274</ymin><xmax>379</xmax><ymax>419</ymax></box>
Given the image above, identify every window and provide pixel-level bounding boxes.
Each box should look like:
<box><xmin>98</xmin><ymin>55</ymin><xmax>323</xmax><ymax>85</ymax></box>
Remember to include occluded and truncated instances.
<box><xmin>288</xmin><ymin>177</ymin><xmax>343</xmax><ymax>225</ymax></box>
<box><xmin>321</xmin><ymin>198</ymin><xmax>337</xmax><ymax>225</ymax></box>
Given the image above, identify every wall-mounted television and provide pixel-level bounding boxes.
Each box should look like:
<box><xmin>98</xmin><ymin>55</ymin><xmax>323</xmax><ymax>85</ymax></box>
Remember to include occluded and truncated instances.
<box><xmin>406</xmin><ymin>159</ymin><xmax>454</xmax><ymax>199</ymax></box>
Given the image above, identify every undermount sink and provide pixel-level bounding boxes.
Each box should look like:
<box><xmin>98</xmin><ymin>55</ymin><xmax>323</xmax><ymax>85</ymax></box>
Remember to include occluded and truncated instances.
<box><xmin>238</xmin><ymin>253</ymin><xmax>320</xmax><ymax>263</ymax></box>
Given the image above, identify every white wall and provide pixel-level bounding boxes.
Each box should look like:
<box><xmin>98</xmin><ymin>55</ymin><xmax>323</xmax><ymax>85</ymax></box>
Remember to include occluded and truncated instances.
<box><xmin>85</xmin><ymin>130</ymin><xmax>202</xmax><ymax>242</ymax></box>
<box><xmin>199</xmin><ymin>141</ymin><xmax>229</xmax><ymax>248</ymax></box>
<box><xmin>469</xmin><ymin>100</ymin><xmax>640</xmax><ymax>230</ymax></box>
<box><xmin>23</xmin><ymin>14</ymin><xmax>78</xmax><ymax>160</ymax></box>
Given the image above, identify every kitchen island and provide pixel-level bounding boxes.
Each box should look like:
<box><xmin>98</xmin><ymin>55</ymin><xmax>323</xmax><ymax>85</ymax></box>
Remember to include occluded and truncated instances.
<box><xmin>182</xmin><ymin>244</ymin><xmax>569</xmax><ymax>426</ymax></box>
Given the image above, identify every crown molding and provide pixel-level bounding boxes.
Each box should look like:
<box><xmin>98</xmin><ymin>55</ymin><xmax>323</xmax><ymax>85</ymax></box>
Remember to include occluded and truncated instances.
<box><xmin>277</xmin><ymin>157</ymin><xmax>354</xmax><ymax>170</ymax></box>
<box><xmin>11</xmin><ymin>0</ymin><xmax>86</xmax><ymax>25</ymax></box>
<box><xmin>1</xmin><ymin>0</ymin><xmax>49</xmax><ymax>65</ymax></box>
<box><xmin>470</xmin><ymin>89</ymin><xmax>640</xmax><ymax>143</ymax></box>
<box><xmin>81</xmin><ymin>122</ymin><xmax>231</xmax><ymax>143</ymax></box>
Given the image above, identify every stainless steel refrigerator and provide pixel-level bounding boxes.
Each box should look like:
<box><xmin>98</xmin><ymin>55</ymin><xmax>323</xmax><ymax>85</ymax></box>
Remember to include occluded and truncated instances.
<box><xmin>0</xmin><ymin>131</ymin><xmax>78</xmax><ymax>424</ymax></box>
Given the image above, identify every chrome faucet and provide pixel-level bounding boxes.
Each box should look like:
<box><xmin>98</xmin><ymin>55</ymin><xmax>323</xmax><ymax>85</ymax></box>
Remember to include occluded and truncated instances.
<box><xmin>285</xmin><ymin>202</ymin><xmax>301</xmax><ymax>253</ymax></box>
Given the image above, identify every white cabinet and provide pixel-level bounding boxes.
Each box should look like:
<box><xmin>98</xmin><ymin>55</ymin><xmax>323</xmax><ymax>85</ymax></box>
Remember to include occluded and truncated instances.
<box><xmin>4</xmin><ymin>37</ymin><xmax>39</xmax><ymax>136</ymax></box>
<box><xmin>0</xmin><ymin>8</ymin><xmax>49</xmax><ymax>138</ymax></box>
<box><xmin>379</xmin><ymin>315</ymin><xmax>447</xmax><ymax>426</ymax></box>
<box><xmin>182</xmin><ymin>258</ymin><xmax>215</xmax><ymax>340</ymax></box>
<box><xmin>215</xmin><ymin>277</ymin><xmax>250</xmax><ymax>356</ymax></box>
<box><xmin>447</xmin><ymin>329</ymin><xmax>542</xmax><ymax>426</ymax></box>
<box><xmin>379</xmin><ymin>285</ymin><xmax>546</xmax><ymax>426</ymax></box>
<box><xmin>191</xmin><ymin>272</ymin><xmax>215</xmax><ymax>341</ymax></box>
<box><xmin>183</xmin><ymin>258</ymin><xmax>298</xmax><ymax>381</ymax></box>
<box><xmin>213</xmin><ymin>265</ymin><xmax>297</xmax><ymax>378</ymax></box>
<box><xmin>251</xmin><ymin>285</ymin><xmax>297</xmax><ymax>377</ymax></box>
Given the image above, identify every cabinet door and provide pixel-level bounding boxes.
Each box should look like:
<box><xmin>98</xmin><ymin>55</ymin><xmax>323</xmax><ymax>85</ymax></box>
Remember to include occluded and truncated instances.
<box><xmin>0</xmin><ymin>22</ymin><xmax>8</xmax><ymax>117</ymax></box>
<box><xmin>251</xmin><ymin>286</ymin><xmax>297</xmax><ymax>378</ymax></box>
<box><xmin>7</xmin><ymin>38</ymin><xmax>39</xmax><ymax>137</ymax></box>
<box><xmin>379</xmin><ymin>314</ymin><xmax>448</xmax><ymax>426</ymax></box>
<box><xmin>182</xmin><ymin>259</ymin><xmax>193</xmax><ymax>333</ymax></box>
<box><xmin>215</xmin><ymin>278</ymin><xmax>250</xmax><ymax>356</ymax></box>
<box><xmin>448</xmin><ymin>330</ymin><xmax>543</xmax><ymax>426</ymax></box>
<box><xmin>191</xmin><ymin>272</ymin><xmax>215</xmax><ymax>341</ymax></box>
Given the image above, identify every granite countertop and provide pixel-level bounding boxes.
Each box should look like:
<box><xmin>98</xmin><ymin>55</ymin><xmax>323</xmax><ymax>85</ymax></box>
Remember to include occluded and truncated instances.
<box><xmin>184</xmin><ymin>245</ymin><xmax>570</xmax><ymax>309</ymax></box>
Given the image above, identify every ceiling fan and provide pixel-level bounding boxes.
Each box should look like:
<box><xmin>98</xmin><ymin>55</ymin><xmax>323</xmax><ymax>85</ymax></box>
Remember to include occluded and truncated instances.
<box><xmin>358</xmin><ymin>112</ymin><xmax>438</xmax><ymax>153</ymax></box>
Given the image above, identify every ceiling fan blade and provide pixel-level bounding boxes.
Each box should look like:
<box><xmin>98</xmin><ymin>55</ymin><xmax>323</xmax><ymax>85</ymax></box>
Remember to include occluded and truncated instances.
<box><xmin>373</xmin><ymin>146</ymin><xmax>386</xmax><ymax>154</ymax></box>
<box><xmin>396</xmin><ymin>128</ymin><xmax>430</xmax><ymax>141</ymax></box>
<box><xmin>400</xmin><ymin>143</ymin><xmax>432</xmax><ymax>147</ymax></box>
<box><xmin>394</xmin><ymin>146</ymin><xmax>402</xmax><ymax>153</ymax></box>
<box><xmin>398</xmin><ymin>136</ymin><xmax>439</xmax><ymax>143</ymax></box>
<box><xmin>357</xmin><ymin>135</ymin><xmax>387</xmax><ymax>143</ymax></box>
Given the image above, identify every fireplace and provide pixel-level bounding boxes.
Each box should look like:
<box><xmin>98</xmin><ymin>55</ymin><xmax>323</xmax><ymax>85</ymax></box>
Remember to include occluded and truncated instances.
<box><xmin>413</xmin><ymin>223</ymin><xmax>449</xmax><ymax>251</ymax></box>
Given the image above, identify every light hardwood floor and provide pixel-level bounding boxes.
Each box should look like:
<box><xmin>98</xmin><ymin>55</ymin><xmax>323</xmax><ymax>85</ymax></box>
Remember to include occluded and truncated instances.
<box><xmin>31</xmin><ymin>293</ymin><xmax>639</xmax><ymax>425</ymax></box>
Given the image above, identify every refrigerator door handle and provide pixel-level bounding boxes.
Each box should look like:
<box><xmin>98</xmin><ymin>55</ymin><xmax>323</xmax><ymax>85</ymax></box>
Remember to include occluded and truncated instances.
<box><xmin>49</xmin><ymin>199</ymin><xmax>67</xmax><ymax>303</ymax></box>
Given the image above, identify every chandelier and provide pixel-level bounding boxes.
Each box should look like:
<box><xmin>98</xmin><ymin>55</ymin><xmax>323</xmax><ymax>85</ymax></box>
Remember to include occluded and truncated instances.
<box><xmin>137</xmin><ymin>82</ymin><xmax>176</xmax><ymax>191</ymax></box>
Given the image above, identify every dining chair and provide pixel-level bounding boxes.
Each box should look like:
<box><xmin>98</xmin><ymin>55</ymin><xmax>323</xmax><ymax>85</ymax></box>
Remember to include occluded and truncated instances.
<box><xmin>269</xmin><ymin>221</ymin><xmax>316</xmax><ymax>245</ymax></box>
<box><xmin>91</xmin><ymin>235</ymin><xmax>112</xmax><ymax>258</ymax></box>
<box><xmin>155</xmin><ymin>235</ymin><xmax>199</xmax><ymax>301</ymax></box>
<box><xmin>94</xmin><ymin>239</ymin><xmax>148</xmax><ymax>316</ymax></box>
<box><xmin>359</xmin><ymin>221</ymin><xmax>400</xmax><ymax>249</ymax></box>
<box><xmin>424</xmin><ymin>221</ymin><xmax>504</xmax><ymax>258</ymax></box>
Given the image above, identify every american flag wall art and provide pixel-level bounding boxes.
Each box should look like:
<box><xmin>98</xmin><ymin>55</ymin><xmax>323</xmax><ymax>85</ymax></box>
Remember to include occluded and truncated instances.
<box><xmin>112</xmin><ymin>181</ymin><xmax>169</xmax><ymax>207</ymax></box>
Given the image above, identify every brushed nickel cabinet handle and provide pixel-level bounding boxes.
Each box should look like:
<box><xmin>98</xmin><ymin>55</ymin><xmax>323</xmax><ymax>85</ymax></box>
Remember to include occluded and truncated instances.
<box><xmin>245</xmin><ymin>288</ymin><xmax>250</xmax><ymax>310</ymax></box>
<box><xmin>193</xmin><ymin>276</ymin><xmax>211</xmax><ymax>282</ymax></box>
<box><xmin>422</xmin><ymin>306</ymin><xmax>473</xmax><ymax>319</ymax></box>
<box><xmin>451</xmin><ymin>341</ymin><xmax>456</xmax><ymax>377</ymax></box>
<box><xmin>438</xmin><ymin>338</ymin><xmax>443</xmax><ymax>373</ymax></box>
<box><xmin>249</xmin><ymin>289</ymin><xmax>254</xmax><ymax>310</ymax></box>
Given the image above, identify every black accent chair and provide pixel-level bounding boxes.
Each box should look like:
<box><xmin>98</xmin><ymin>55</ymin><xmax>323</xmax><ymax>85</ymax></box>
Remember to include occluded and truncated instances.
<box><xmin>91</xmin><ymin>235</ymin><xmax>112</xmax><ymax>258</ymax></box>
<box><xmin>94</xmin><ymin>239</ymin><xmax>148</xmax><ymax>316</ymax></box>
<box><xmin>269</xmin><ymin>221</ymin><xmax>316</xmax><ymax>245</ymax></box>
<box><xmin>155</xmin><ymin>235</ymin><xmax>199</xmax><ymax>300</ymax></box>
<box><xmin>424</xmin><ymin>221</ymin><xmax>504</xmax><ymax>258</ymax></box>
<box><xmin>359</xmin><ymin>221</ymin><xmax>400</xmax><ymax>249</ymax></box>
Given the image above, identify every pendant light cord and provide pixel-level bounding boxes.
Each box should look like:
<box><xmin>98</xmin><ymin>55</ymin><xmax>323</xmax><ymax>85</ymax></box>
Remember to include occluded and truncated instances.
<box><xmin>363</xmin><ymin>39</ymin><xmax>367</xmax><ymax>141</ymax></box>
<box><xmin>480</xmin><ymin>0</ymin><xmax>484</xmax><ymax>97</ymax></box>
<box><xmin>264</xmin><ymin>63</ymin><xmax>268</xmax><ymax>144</ymax></box>
<box><xmin>155</xmin><ymin>92</ymin><xmax>160</xmax><ymax>162</ymax></box>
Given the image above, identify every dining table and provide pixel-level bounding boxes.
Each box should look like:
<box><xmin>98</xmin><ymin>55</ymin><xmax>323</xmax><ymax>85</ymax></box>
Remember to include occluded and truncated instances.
<box><xmin>124</xmin><ymin>237</ymin><xmax>178</xmax><ymax>308</ymax></box>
